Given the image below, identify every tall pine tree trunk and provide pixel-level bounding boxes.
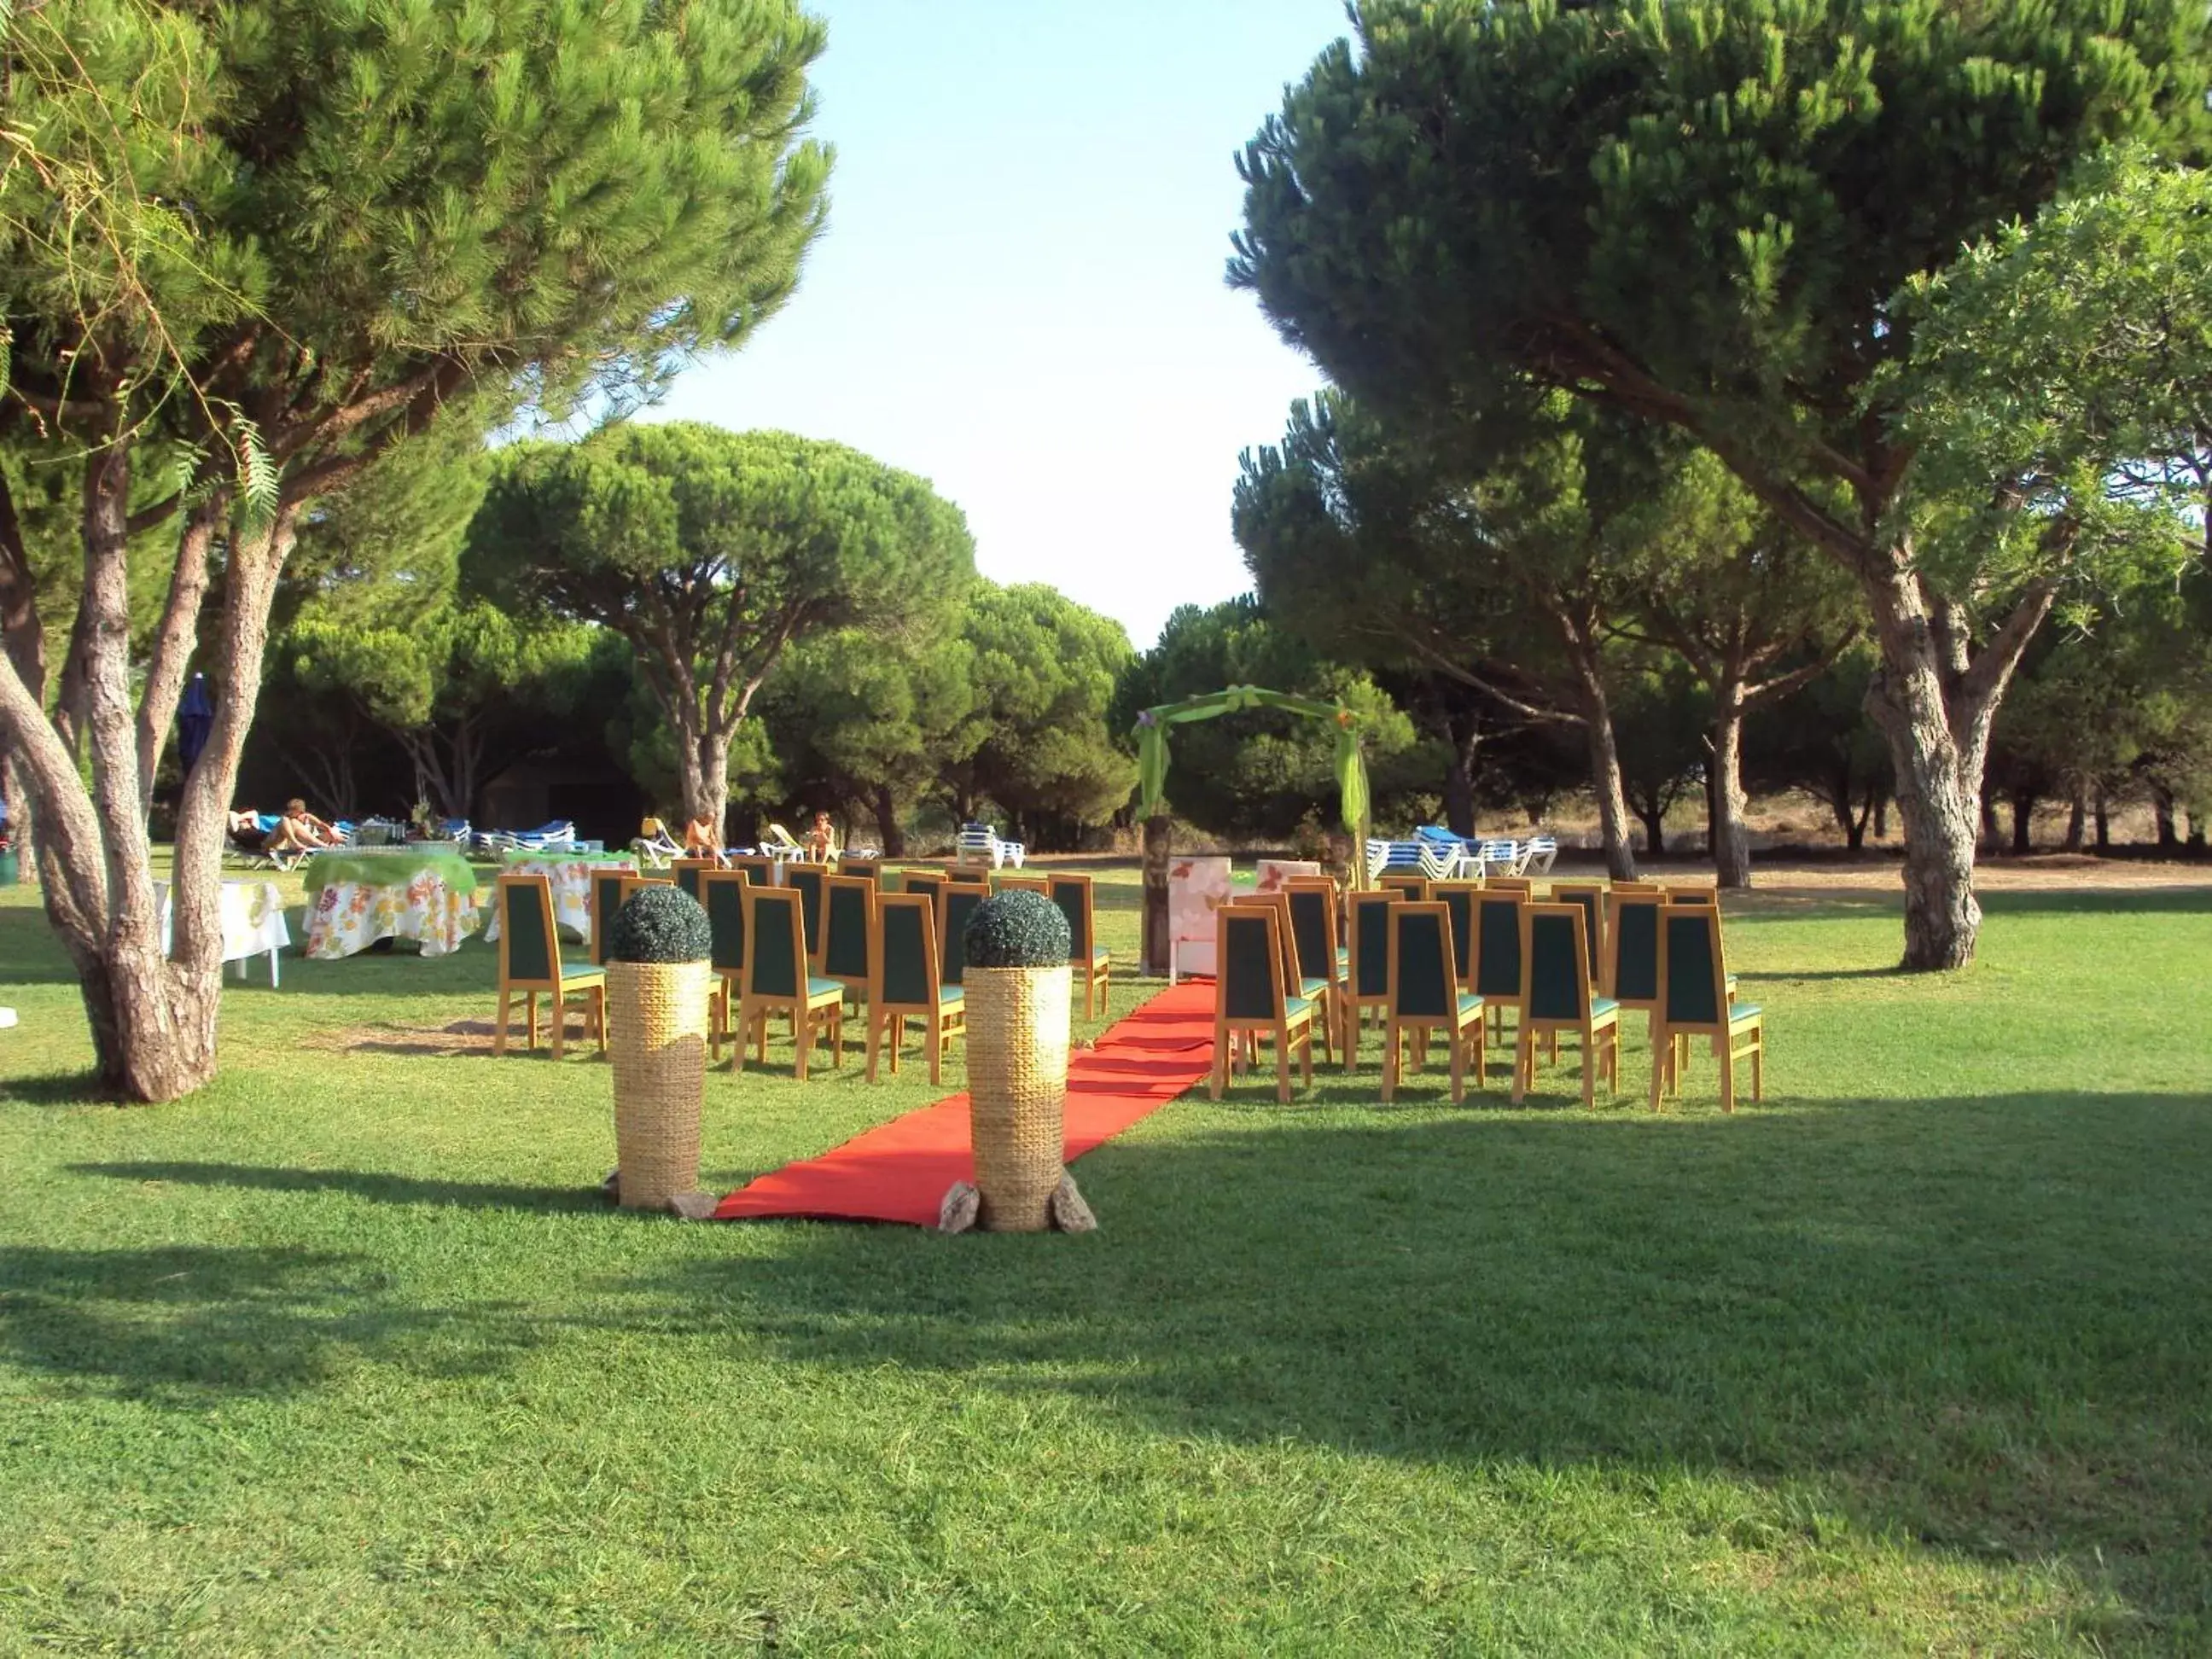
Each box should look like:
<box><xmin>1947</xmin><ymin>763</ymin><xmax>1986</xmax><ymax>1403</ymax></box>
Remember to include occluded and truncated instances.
<box><xmin>1576</xmin><ymin>693</ymin><xmax>1638</xmax><ymax>881</ymax></box>
<box><xmin>1708</xmin><ymin>692</ymin><xmax>1752</xmax><ymax>889</ymax></box>
<box><xmin>2064</xmin><ymin>789</ymin><xmax>2087</xmax><ymax>853</ymax></box>
<box><xmin>2011</xmin><ymin>790</ymin><xmax>2035</xmax><ymax>856</ymax></box>
<box><xmin>871</xmin><ymin>784</ymin><xmax>906</xmax><ymax>857</ymax></box>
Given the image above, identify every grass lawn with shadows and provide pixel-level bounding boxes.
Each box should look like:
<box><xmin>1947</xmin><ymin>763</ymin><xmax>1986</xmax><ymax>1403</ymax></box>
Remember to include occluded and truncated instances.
<box><xmin>1</xmin><ymin>866</ymin><xmax>2209</xmax><ymax>1653</ymax></box>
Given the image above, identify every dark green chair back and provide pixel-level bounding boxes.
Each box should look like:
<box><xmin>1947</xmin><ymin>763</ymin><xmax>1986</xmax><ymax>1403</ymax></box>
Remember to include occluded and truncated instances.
<box><xmin>821</xmin><ymin>876</ymin><xmax>872</xmax><ymax>980</ymax></box>
<box><xmin>673</xmin><ymin>859</ymin><xmax>709</xmax><ymax>902</ymax></box>
<box><xmin>1525</xmin><ymin>906</ymin><xmax>1588</xmax><ymax>1022</ymax></box>
<box><xmin>701</xmin><ymin>873</ymin><xmax>747</xmax><ymax>975</ymax></box>
<box><xmin>499</xmin><ymin>876</ymin><xmax>556</xmax><ymax>983</ymax></box>
<box><xmin>877</xmin><ymin>897</ymin><xmax>937</xmax><ymax>1009</ymax></box>
<box><xmin>1473</xmin><ymin>894</ymin><xmax>1522</xmax><ymax>1001</ymax></box>
<box><xmin>1611</xmin><ymin>895</ymin><xmax>1662</xmax><ymax>1002</ymax></box>
<box><xmin>941</xmin><ymin>886</ymin><xmax>987</xmax><ymax>986</ymax></box>
<box><xmin>1554</xmin><ymin>884</ymin><xmax>1603</xmax><ymax>976</ymax></box>
<box><xmin>1350</xmin><ymin>893</ymin><xmax>1393</xmax><ymax>998</ymax></box>
<box><xmin>1433</xmin><ymin>884</ymin><xmax>1477</xmax><ymax>984</ymax></box>
<box><xmin>1049</xmin><ymin>876</ymin><xmax>1093</xmax><ymax>961</ymax></box>
<box><xmin>839</xmin><ymin>860</ymin><xmax>880</xmax><ymax>882</ymax></box>
<box><xmin>1664</xmin><ymin>911</ymin><xmax>1724</xmax><ymax>1026</ymax></box>
<box><xmin>1390</xmin><ymin>904</ymin><xmax>1455</xmax><ymax>1020</ymax></box>
<box><xmin>1378</xmin><ymin>872</ymin><xmax>1428</xmax><ymax>904</ymax></box>
<box><xmin>591</xmin><ymin>870</ymin><xmax>631</xmax><ymax>963</ymax></box>
<box><xmin>1220</xmin><ymin>908</ymin><xmax>1283</xmax><ymax>1022</ymax></box>
<box><xmin>785</xmin><ymin>864</ymin><xmax>827</xmax><ymax>953</ymax></box>
<box><xmin>1283</xmin><ymin>886</ymin><xmax>1333</xmax><ymax>982</ymax></box>
<box><xmin>746</xmin><ymin>888</ymin><xmax>804</xmax><ymax>999</ymax></box>
<box><xmin>901</xmin><ymin>870</ymin><xmax>946</xmax><ymax>909</ymax></box>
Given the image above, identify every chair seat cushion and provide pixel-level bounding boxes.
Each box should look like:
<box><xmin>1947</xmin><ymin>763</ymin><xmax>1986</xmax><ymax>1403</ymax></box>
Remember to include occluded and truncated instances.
<box><xmin>806</xmin><ymin>975</ymin><xmax>843</xmax><ymax>1000</ymax></box>
<box><xmin>1297</xmin><ymin>976</ymin><xmax>1329</xmax><ymax>1000</ymax></box>
<box><xmin>1091</xmin><ymin>948</ymin><xmax>1110</xmax><ymax>966</ymax></box>
<box><xmin>1729</xmin><ymin>1003</ymin><xmax>1761</xmax><ymax>1023</ymax></box>
<box><xmin>940</xmin><ymin>987</ymin><xmax>964</xmax><ymax>1006</ymax></box>
<box><xmin>1591</xmin><ymin>995</ymin><xmax>1619</xmax><ymax>1017</ymax></box>
<box><xmin>560</xmin><ymin>969</ymin><xmax>604</xmax><ymax>989</ymax></box>
<box><xmin>1457</xmin><ymin>992</ymin><xmax>1484</xmax><ymax>1016</ymax></box>
<box><xmin>1284</xmin><ymin>994</ymin><xmax>1313</xmax><ymax>1019</ymax></box>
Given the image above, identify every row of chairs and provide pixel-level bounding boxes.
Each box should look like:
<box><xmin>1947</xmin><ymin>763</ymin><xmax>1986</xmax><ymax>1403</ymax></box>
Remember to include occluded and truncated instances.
<box><xmin>1211</xmin><ymin>876</ymin><xmax>1763</xmax><ymax>1111</ymax></box>
<box><xmin>491</xmin><ymin>865</ymin><xmax>1112</xmax><ymax>1081</ymax></box>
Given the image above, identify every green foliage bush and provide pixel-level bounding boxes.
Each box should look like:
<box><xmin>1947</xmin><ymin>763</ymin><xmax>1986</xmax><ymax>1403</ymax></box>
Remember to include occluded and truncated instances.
<box><xmin>963</xmin><ymin>890</ymin><xmax>1070</xmax><ymax>969</ymax></box>
<box><xmin>608</xmin><ymin>886</ymin><xmax>711</xmax><ymax>963</ymax></box>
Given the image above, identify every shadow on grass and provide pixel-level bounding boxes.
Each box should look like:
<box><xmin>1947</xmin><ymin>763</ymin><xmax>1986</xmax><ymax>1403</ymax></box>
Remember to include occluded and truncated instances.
<box><xmin>1</xmin><ymin>1070</ymin><xmax>111</xmax><ymax>1106</ymax></box>
<box><xmin>68</xmin><ymin>1160</ymin><xmax>609</xmax><ymax>1215</ymax></box>
<box><xmin>656</xmin><ymin>1093</ymin><xmax>2210</xmax><ymax>1634</ymax></box>
<box><xmin>0</xmin><ymin>1243</ymin><xmax>541</xmax><ymax>1399</ymax></box>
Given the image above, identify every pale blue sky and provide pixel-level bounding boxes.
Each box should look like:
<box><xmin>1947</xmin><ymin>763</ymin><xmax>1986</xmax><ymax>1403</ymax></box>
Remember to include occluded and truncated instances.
<box><xmin>642</xmin><ymin>0</ymin><xmax>1348</xmax><ymax>649</ymax></box>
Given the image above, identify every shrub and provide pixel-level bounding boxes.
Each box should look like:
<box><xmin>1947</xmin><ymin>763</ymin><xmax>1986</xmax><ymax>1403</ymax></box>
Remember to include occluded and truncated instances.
<box><xmin>608</xmin><ymin>885</ymin><xmax>712</xmax><ymax>963</ymax></box>
<box><xmin>964</xmin><ymin>889</ymin><xmax>1070</xmax><ymax>969</ymax></box>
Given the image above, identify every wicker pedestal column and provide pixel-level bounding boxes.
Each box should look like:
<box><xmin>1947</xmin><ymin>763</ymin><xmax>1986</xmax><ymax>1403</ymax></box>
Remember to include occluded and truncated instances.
<box><xmin>965</xmin><ymin>963</ymin><xmax>1072</xmax><ymax>1231</ymax></box>
<box><xmin>607</xmin><ymin>959</ymin><xmax>712</xmax><ymax>1210</ymax></box>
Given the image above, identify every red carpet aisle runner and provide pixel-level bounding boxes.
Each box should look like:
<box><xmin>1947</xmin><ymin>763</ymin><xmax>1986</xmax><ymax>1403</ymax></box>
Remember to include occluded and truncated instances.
<box><xmin>714</xmin><ymin>980</ymin><xmax>1216</xmax><ymax>1225</ymax></box>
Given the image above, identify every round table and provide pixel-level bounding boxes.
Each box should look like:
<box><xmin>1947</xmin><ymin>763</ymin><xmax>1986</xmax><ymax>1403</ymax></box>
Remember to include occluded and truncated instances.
<box><xmin>304</xmin><ymin>850</ymin><xmax>481</xmax><ymax>959</ymax></box>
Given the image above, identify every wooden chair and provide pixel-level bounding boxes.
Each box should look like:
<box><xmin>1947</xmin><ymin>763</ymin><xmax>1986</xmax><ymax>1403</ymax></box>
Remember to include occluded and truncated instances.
<box><xmin>1281</xmin><ymin>878</ymin><xmax>1346</xmax><ymax>1047</ymax></box>
<box><xmin>1470</xmin><ymin>889</ymin><xmax>1526</xmax><ymax>1051</ymax></box>
<box><xmin>834</xmin><ymin>859</ymin><xmax>881</xmax><ymax>882</ymax></box>
<box><xmin>1651</xmin><ymin>905</ymin><xmax>1763</xmax><ymax>1112</ymax></box>
<box><xmin>1430</xmin><ymin>880</ymin><xmax>1484</xmax><ymax>994</ymax></box>
<box><xmin>1046</xmin><ymin>872</ymin><xmax>1112</xmax><ymax>1018</ymax></box>
<box><xmin>783</xmin><ymin>864</ymin><xmax>829</xmax><ymax>958</ymax></box>
<box><xmin>818</xmin><ymin>873</ymin><xmax>875</xmax><ymax>1004</ymax></box>
<box><xmin>899</xmin><ymin>869</ymin><xmax>947</xmax><ymax>911</ymax></box>
<box><xmin>1377</xmin><ymin>871</ymin><xmax>1429</xmax><ymax>905</ymax></box>
<box><xmin>992</xmin><ymin>872</ymin><xmax>1051</xmax><ymax>897</ymax></box>
<box><xmin>671</xmin><ymin>856</ymin><xmax>718</xmax><ymax>903</ymax></box>
<box><xmin>1550</xmin><ymin>880</ymin><xmax>1608</xmax><ymax>986</ymax></box>
<box><xmin>736</xmin><ymin>886</ymin><xmax>845</xmax><ymax>1079</ymax></box>
<box><xmin>1383</xmin><ymin>901</ymin><xmax>1485</xmax><ymax>1103</ymax></box>
<box><xmin>1668</xmin><ymin>885</ymin><xmax>1720</xmax><ymax>905</ymax></box>
<box><xmin>698</xmin><ymin>870</ymin><xmax>751</xmax><ymax>1063</ymax></box>
<box><xmin>1208</xmin><ymin>904</ymin><xmax>1315</xmax><ymax>1103</ymax></box>
<box><xmin>1231</xmin><ymin>892</ymin><xmax>1335</xmax><ymax>1063</ymax></box>
<box><xmin>1342</xmin><ymin>889</ymin><xmax>1395</xmax><ymax>1070</ymax></box>
<box><xmin>1484</xmin><ymin>876</ymin><xmax>1540</xmax><ymax>898</ymax></box>
<box><xmin>494</xmin><ymin>874</ymin><xmax>605</xmax><ymax>1060</ymax></box>
<box><xmin>1611</xmin><ymin>879</ymin><xmax>1665</xmax><ymax>894</ymax></box>
<box><xmin>939</xmin><ymin>881</ymin><xmax>991</xmax><ymax>989</ymax></box>
<box><xmin>1603</xmin><ymin>887</ymin><xmax>1667</xmax><ymax>1047</ymax></box>
<box><xmin>726</xmin><ymin>853</ymin><xmax>775</xmax><ymax>886</ymax></box>
<box><xmin>1512</xmin><ymin>902</ymin><xmax>1620</xmax><ymax>1109</ymax></box>
<box><xmin>590</xmin><ymin>868</ymin><xmax>641</xmax><ymax>965</ymax></box>
<box><xmin>866</xmin><ymin>894</ymin><xmax>965</xmax><ymax>1083</ymax></box>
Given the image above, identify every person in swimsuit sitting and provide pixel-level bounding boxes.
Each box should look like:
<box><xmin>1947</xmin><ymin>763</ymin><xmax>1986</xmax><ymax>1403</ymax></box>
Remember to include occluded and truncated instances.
<box><xmin>805</xmin><ymin>811</ymin><xmax>836</xmax><ymax>863</ymax></box>
<box><xmin>265</xmin><ymin>799</ymin><xmax>339</xmax><ymax>856</ymax></box>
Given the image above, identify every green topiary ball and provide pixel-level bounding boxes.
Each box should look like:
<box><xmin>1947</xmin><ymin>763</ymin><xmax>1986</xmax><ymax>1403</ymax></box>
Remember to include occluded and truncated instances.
<box><xmin>964</xmin><ymin>889</ymin><xmax>1070</xmax><ymax>969</ymax></box>
<box><xmin>607</xmin><ymin>885</ymin><xmax>712</xmax><ymax>963</ymax></box>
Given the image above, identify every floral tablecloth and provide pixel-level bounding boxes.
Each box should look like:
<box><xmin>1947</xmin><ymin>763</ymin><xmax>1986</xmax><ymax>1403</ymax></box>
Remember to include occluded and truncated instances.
<box><xmin>305</xmin><ymin>870</ymin><xmax>480</xmax><ymax>959</ymax></box>
<box><xmin>155</xmin><ymin>880</ymin><xmax>290</xmax><ymax>985</ymax></box>
<box><xmin>483</xmin><ymin>854</ymin><xmax>636</xmax><ymax>943</ymax></box>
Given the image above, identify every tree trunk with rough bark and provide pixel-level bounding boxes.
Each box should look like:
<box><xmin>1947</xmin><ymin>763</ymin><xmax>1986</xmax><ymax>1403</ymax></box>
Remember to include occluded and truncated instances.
<box><xmin>1140</xmin><ymin>813</ymin><xmax>1172</xmax><ymax>975</ymax></box>
<box><xmin>1629</xmin><ymin>796</ymin><xmax>1667</xmax><ymax>856</ymax></box>
<box><xmin>2010</xmin><ymin>791</ymin><xmax>2035</xmax><ymax>856</ymax></box>
<box><xmin>1709</xmin><ymin>695</ymin><xmax>1752</xmax><ymax>888</ymax></box>
<box><xmin>2152</xmin><ymin>784</ymin><xmax>2179</xmax><ymax>850</ymax></box>
<box><xmin>871</xmin><ymin>784</ymin><xmax>905</xmax><ymax>857</ymax></box>
<box><xmin>2064</xmin><ymin>789</ymin><xmax>2086</xmax><ymax>853</ymax></box>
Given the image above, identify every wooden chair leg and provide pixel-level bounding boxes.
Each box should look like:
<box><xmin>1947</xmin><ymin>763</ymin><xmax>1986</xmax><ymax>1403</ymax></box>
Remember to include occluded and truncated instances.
<box><xmin>1450</xmin><ymin>1027</ymin><xmax>1465</xmax><ymax>1103</ymax></box>
<box><xmin>551</xmin><ymin>992</ymin><xmax>567</xmax><ymax>1061</ymax></box>
<box><xmin>495</xmin><ymin>989</ymin><xmax>509</xmax><ymax>1057</ymax></box>
<box><xmin>1511</xmin><ymin>1028</ymin><xmax>1533</xmax><ymax>1103</ymax></box>
<box><xmin>1275</xmin><ymin>1034</ymin><xmax>1291</xmax><ymax>1104</ymax></box>
<box><xmin>1382</xmin><ymin>1023</ymin><xmax>1400</xmax><ymax>1103</ymax></box>
<box><xmin>794</xmin><ymin>1009</ymin><xmax>810</xmax><ymax>1081</ymax></box>
<box><xmin>866</xmin><ymin>1010</ymin><xmax>882</xmax><ymax>1082</ymax></box>
<box><xmin>1210</xmin><ymin>1033</ymin><xmax>1228</xmax><ymax>1100</ymax></box>
<box><xmin>1581</xmin><ymin>1027</ymin><xmax>1596</xmax><ymax>1109</ymax></box>
<box><xmin>596</xmin><ymin>986</ymin><xmax>608</xmax><ymax>1054</ymax></box>
<box><xmin>928</xmin><ymin>1016</ymin><xmax>945</xmax><ymax>1086</ymax></box>
<box><xmin>1752</xmin><ymin>1034</ymin><xmax>1764</xmax><ymax>1101</ymax></box>
<box><xmin>1718</xmin><ymin>1033</ymin><xmax>1735</xmax><ymax>1113</ymax></box>
<box><xmin>731</xmin><ymin>1000</ymin><xmax>748</xmax><ymax>1074</ymax></box>
<box><xmin>525</xmin><ymin>991</ymin><xmax>538</xmax><ymax>1051</ymax></box>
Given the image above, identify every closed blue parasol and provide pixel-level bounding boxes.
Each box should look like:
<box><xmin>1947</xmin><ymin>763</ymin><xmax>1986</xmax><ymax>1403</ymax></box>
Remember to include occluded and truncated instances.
<box><xmin>177</xmin><ymin>672</ymin><xmax>214</xmax><ymax>773</ymax></box>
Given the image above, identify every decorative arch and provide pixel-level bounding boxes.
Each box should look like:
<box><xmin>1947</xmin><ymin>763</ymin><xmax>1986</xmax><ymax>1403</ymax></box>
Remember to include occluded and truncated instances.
<box><xmin>1132</xmin><ymin>685</ymin><xmax>1370</xmax><ymax>974</ymax></box>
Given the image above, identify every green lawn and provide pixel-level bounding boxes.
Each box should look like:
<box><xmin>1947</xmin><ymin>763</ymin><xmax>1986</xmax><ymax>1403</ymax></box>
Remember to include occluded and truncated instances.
<box><xmin>1</xmin><ymin>867</ymin><xmax>2209</xmax><ymax>1654</ymax></box>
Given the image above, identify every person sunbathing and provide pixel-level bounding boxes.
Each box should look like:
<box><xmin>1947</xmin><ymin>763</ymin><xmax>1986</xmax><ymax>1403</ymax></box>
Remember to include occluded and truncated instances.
<box><xmin>683</xmin><ymin>815</ymin><xmax>719</xmax><ymax>857</ymax></box>
<box><xmin>805</xmin><ymin>811</ymin><xmax>836</xmax><ymax>863</ymax></box>
<box><xmin>265</xmin><ymin>799</ymin><xmax>338</xmax><ymax>855</ymax></box>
